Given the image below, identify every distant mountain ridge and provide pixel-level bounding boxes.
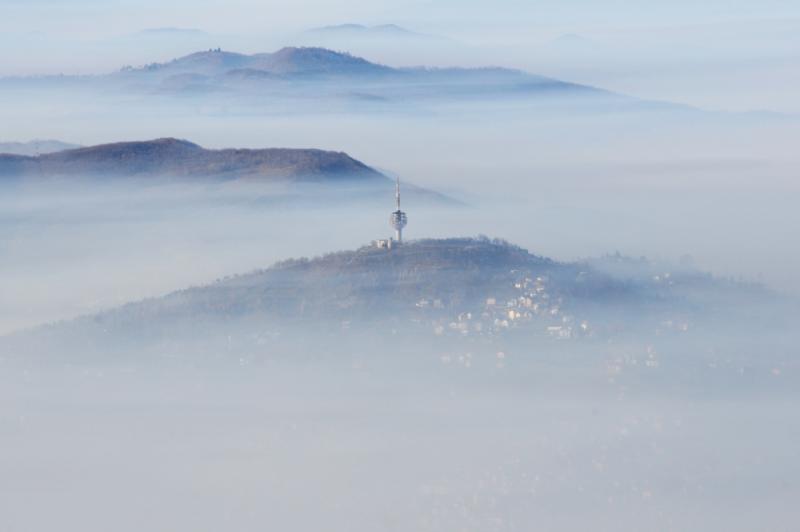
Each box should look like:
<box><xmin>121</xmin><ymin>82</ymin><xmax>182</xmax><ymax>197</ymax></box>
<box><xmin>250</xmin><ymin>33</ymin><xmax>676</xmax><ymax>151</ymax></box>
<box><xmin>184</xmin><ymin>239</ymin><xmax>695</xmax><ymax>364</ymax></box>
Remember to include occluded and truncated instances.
<box><xmin>136</xmin><ymin>27</ymin><xmax>209</xmax><ymax>37</ymax></box>
<box><xmin>103</xmin><ymin>46</ymin><xmax>612</xmax><ymax>105</ymax></box>
<box><xmin>0</xmin><ymin>138</ymin><xmax>386</xmax><ymax>182</ymax></box>
<box><xmin>122</xmin><ymin>47</ymin><xmax>395</xmax><ymax>78</ymax></box>
<box><xmin>306</xmin><ymin>24</ymin><xmax>442</xmax><ymax>40</ymax></box>
<box><xmin>0</xmin><ymin>46</ymin><xmax>672</xmax><ymax>114</ymax></box>
<box><xmin>0</xmin><ymin>140</ymin><xmax>80</xmax><ymax>156</ymax></box>
<box><xmin>114</xmin><ymin>46</ymin><xmax>590</xmax><ymax>90</ymax></box>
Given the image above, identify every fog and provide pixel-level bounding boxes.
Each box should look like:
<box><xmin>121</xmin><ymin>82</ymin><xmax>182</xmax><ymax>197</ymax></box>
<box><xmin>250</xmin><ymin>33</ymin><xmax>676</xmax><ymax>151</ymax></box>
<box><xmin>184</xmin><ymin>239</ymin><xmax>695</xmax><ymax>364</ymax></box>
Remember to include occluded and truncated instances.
<box><xmin>2</xmin><ymin>169</ymin><xmax>798</xmax><ymax>532</ymax></box>
<box><xmin>2</xmin><ymin>2</ymin><xmax>800</xmax><ymax>530</ymax></box>
<box><xmin>2</xmin><ymin>320</ymin><xmax>799</xmax><ymax>531</ymax></box>
<box><xmin>3</xmin><ymin>100</ymin><xmax>800</xmax><ymax>334</ymax></box>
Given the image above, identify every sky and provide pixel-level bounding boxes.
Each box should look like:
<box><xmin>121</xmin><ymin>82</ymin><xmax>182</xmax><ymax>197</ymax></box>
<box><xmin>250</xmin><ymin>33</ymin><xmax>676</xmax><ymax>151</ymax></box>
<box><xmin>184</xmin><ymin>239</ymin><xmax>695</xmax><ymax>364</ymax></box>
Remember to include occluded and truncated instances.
<box><xmin>5</xmin><ymin>0</ymin><xmax>799</xmax><ymax>29</ymax></box>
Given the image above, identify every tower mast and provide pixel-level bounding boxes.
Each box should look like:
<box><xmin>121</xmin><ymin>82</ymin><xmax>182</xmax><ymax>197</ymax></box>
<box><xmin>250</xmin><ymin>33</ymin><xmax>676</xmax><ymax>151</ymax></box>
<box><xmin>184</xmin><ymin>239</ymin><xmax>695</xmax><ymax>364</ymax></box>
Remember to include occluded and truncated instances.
<box><xmin>390</xmin><ymin>176</ymin><xmax>408</xmax><ymax>244</ymax></box>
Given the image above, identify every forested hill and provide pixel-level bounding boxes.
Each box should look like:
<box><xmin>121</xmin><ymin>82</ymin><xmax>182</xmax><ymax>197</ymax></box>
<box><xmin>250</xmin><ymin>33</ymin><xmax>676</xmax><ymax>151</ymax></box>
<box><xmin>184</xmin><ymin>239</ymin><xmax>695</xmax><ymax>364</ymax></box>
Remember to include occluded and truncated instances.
<box><xmin>8</xmin><ymin>237</ymin><xmax>778</xmax><ymax>359</ymax></box>
<box><xmin>0</xmin><ymin>138</ymin><xmax>386</xmax><ymax>182</ymax></box>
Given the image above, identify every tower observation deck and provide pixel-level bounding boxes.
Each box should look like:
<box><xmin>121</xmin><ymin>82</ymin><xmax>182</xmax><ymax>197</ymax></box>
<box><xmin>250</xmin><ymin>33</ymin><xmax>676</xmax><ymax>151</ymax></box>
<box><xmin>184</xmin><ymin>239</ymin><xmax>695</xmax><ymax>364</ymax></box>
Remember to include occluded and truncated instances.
<box><xmin>390</xmin><ymin>177</ymin><xmax>408</xmax><ymax>244</ymax></box>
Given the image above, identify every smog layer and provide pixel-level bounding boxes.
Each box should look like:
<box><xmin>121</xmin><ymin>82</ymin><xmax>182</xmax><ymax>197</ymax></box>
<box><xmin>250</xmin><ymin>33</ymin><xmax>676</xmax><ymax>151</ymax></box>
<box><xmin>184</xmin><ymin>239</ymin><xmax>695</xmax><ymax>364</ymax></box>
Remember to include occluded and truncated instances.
<box><xmin>2</xmin><ymin>4</ymin><xmax>800</xmax><ymax>531</ymax></box>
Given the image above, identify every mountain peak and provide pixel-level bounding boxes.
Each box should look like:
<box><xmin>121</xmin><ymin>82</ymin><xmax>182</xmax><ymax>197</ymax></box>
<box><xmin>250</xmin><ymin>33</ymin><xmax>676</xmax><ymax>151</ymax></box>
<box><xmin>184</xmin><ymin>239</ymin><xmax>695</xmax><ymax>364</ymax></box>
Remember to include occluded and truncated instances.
<box><xmin>65</xmin><ymin>137</ymin><xmax>202</xmax><ymax>157</ymax></box>
<box><xmin>272</xmin><ymin>46</ymin><xmax>348</xmax><ymax>57</ymax></box>
<box><xmin>372</xmin><ymin>24</ymin><xmax>413</xmax><ymax>33</ymax></box>
<box><xmin>255</xmin><ymin>47</ymin><xmax>390</xmax><ymax>75</ymax></box>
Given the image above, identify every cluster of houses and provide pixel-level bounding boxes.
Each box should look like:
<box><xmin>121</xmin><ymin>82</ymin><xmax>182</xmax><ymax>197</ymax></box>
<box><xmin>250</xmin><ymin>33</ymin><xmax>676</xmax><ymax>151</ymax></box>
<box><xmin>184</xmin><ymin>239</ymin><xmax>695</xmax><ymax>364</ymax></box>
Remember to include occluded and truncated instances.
<box><xmin>415</xmin><ymin>272</ymin><xmax>592</xmax><ymax>341</ymax></box>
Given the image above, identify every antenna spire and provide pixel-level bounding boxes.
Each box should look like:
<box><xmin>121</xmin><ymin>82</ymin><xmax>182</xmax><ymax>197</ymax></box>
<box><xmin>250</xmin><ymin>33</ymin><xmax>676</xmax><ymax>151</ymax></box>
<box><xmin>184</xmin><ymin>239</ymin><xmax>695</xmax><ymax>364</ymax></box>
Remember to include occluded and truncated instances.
<box><xmin>395</xmin><ymin>176</ymin><xmax>401</xmax><ymax>211</ymax></box>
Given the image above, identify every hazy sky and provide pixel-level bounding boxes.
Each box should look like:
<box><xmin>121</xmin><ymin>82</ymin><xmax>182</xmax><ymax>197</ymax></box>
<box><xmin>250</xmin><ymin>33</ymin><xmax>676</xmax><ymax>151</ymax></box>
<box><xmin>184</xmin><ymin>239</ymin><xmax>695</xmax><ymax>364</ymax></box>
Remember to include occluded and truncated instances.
<box><xmin>5</xmin><ymin>0</ymin><xmax>800</xmax><ymax>32</ymax></box>
<box><xmin>2</xmin><ymin>8</ymin><xmax>799</xmax><ymax>526</ymax></box>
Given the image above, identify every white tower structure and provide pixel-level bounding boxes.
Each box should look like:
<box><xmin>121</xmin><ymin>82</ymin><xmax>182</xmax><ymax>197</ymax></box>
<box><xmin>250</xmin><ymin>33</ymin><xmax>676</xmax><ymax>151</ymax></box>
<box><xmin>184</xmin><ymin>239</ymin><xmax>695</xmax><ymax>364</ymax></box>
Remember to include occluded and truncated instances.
<box><xmin>390</xmin><ymin>177</ymin><xmax>408</xmax><ymax>244</ymax></box>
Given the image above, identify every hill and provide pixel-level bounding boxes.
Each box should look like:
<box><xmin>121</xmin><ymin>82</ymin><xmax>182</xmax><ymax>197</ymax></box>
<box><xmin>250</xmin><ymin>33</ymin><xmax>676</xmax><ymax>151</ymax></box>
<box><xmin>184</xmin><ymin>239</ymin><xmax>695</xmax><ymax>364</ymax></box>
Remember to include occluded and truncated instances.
<box><xmin>123</xmin><ymin>47</ymin><xmax>394</xmax><ymax>78</ymax></box>
<box><xmin>0</xmin><ymin>138</ymin><xmax>388</xmax><ymax>183</ymax></box>
<box><xmin>5</xmin><ymin>237</ymin><xmax>783</xmax><ymax>359</ymax></box>
<box><xmin>111</xmin><ymin>47</ymin><xmax>601</xmax><ymax>97</ymax></box>
<box><xmin>1</xmin><ymin>46</ymin><xmax>642</xmax><ymax>111</ymax></box>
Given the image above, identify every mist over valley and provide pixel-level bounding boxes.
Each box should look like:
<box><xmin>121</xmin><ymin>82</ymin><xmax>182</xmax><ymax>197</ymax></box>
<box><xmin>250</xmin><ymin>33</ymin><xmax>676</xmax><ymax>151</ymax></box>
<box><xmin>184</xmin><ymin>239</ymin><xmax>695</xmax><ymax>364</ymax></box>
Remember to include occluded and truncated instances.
<box><xmin>2</xmin><ymin>4</ymin><xmax>800</xmax><ymax>531</ymax></box>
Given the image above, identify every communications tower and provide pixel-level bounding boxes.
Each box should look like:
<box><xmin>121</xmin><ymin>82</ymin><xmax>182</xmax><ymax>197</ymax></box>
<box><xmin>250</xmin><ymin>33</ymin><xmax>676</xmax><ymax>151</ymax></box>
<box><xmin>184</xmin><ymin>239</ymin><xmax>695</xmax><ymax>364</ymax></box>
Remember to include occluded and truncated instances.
<box><xmin>390</xmin><ymin>177</ymin><xmax>408</xmax><ymax>243</ymax></box>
